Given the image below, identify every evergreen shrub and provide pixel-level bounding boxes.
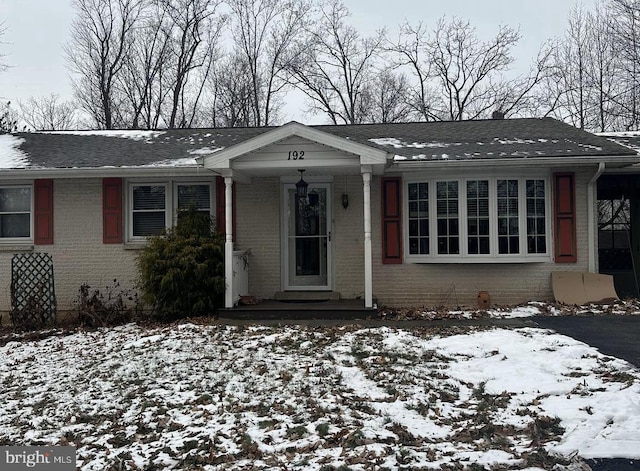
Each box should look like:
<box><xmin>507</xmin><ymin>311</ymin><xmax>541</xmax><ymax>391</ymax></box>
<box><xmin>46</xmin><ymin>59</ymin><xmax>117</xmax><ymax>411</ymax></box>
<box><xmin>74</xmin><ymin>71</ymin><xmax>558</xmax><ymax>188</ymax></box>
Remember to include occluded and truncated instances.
<box><xmin>136</xmin><ymin>207</ymin><xmax>225</xmax><ymax>321</ymax></box>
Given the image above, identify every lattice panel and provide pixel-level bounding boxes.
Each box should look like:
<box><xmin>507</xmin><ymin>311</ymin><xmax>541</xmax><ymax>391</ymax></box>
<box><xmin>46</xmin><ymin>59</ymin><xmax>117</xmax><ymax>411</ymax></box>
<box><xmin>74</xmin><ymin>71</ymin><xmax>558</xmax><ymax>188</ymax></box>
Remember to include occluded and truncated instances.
<box><xmin>11</xmin><ymin>253</ymin><xmax>57</xmax><ymax>328</ymax></box>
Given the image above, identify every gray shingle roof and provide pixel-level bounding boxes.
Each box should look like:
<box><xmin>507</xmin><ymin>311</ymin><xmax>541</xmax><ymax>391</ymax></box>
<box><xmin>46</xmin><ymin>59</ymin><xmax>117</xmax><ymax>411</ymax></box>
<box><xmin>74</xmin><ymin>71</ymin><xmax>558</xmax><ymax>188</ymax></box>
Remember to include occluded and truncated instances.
<box><xmin>1</xmin><ymin>117</ymin><xmax>636</xmax><ymax>171</ymax></box>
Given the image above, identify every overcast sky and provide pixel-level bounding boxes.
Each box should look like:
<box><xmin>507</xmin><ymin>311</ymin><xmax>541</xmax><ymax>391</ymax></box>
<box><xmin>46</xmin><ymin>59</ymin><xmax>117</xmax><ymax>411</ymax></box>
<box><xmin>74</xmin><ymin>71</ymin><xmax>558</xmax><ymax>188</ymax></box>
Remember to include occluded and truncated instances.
<box><xmin>0</xmin><ymin>0</ymin><xmax>596</xmax><ymax>124</ymax></box>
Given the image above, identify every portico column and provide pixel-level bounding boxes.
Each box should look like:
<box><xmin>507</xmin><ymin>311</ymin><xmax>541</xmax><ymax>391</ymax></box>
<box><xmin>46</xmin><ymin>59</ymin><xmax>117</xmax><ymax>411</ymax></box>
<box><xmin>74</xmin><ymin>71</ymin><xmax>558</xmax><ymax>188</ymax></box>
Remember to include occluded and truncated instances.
<box><xmin>362</xmin><ymin>170</ymin><xmax>373</xmax><ymax>308</ymax></box>
<box><xmin>224</xmin><ymin>176</ymin><xmax>234</xmax><ymax>309</ymax></box>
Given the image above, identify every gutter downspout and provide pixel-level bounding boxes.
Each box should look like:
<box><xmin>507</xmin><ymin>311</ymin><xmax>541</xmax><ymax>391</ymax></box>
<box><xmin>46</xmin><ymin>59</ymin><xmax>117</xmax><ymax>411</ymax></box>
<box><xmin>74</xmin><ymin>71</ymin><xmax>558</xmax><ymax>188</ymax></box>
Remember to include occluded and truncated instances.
<box><xmin>588</xmin><ymin>162</ymin><xmax>605</xmax><ymax>273</ymax></box>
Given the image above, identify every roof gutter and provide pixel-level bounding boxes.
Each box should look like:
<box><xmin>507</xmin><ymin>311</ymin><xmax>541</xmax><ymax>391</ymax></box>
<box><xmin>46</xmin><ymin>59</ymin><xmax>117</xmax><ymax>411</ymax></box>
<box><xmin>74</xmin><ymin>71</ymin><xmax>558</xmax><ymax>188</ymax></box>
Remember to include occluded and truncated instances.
<box><xmin>0</xmin><ymin>165</ymin><xmax>212</xmax><ymax>179</ymax></box>
<box><xmin>387</xmin><ymin>155</ymin><xmax>639</xmax><ymax>170</ymax></box>
<box><xmin>588</xmin><ymin>162</ymin><xmax>606</xmax><ymax>273</ymax></box>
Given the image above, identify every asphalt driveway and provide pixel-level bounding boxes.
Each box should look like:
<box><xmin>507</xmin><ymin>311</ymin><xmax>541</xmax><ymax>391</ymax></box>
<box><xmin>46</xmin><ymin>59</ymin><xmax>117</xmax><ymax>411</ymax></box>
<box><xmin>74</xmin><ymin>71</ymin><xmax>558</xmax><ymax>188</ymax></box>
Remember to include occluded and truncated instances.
<box><xmin>532</xmin><ymin>315</ymin><xmax>640</xmax><ymax>368</ymax></box>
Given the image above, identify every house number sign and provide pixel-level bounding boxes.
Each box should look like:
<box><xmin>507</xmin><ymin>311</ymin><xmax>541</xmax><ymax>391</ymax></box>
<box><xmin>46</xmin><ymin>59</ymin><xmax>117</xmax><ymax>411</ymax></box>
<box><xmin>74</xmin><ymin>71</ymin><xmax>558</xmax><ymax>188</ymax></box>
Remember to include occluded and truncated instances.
<box><xmin>287</xmin><ymin>150</ymin><xmax>305</xmax><ymax>160</ymax></box>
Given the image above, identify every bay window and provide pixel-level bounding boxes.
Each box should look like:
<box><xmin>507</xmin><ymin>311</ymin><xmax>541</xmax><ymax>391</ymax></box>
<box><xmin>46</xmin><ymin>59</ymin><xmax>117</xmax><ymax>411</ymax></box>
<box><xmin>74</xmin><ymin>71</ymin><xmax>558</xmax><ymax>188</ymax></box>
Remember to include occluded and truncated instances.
<box><xmin>406</xmin><ymin>176</ymin><xmax>550</xmax><ymax>262</ymax></box>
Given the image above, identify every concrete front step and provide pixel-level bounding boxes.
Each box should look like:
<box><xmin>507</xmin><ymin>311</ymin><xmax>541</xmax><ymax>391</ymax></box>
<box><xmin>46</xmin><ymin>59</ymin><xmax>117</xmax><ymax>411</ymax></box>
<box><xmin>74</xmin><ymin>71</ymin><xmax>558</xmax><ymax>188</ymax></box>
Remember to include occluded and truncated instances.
<box><xmin>273</xmin><ymin>291</ymin><xmax>341</xmax><ymax>302</ymax></box>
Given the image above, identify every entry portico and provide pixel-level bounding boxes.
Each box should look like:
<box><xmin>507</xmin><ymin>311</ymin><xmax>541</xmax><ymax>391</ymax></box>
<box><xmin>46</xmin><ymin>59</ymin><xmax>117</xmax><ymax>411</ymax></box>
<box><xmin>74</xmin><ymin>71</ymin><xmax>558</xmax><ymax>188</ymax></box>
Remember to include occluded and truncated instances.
<box><xmin>201</xmin><ymin>121</ymin><xmax>388</xmax><ymax>309</ymax></box>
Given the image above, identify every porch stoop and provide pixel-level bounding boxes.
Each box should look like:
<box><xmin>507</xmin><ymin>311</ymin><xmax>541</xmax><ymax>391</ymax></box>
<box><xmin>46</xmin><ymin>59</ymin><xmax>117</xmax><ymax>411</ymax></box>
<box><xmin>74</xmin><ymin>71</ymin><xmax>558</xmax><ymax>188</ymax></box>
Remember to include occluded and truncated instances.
<box><xmin>273</xmin><ymin>291</ymin><xmax>341</xmax><ymax>302</ymax></box>
<box><xmin>218</xmin><ymin>298</ymin><xmax>375</xmax><ymax>320</ymax></box>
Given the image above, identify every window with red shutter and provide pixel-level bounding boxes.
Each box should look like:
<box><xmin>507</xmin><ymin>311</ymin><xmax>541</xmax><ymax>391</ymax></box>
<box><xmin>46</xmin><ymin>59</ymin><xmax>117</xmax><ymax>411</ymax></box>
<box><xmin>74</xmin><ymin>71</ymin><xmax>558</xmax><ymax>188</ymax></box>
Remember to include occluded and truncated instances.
<box><xmin>381</xmin><ymin>177</ymin><xmax>403</xmax><ymax>264</ymax></box>
<box><xmin>103</xmin><ymin>178</ymin><xmax>123</xmax><ymax>244</ymax></box>
<box><xmin>553</xmin><ymin>173</ymin><xmax>577</xmax><ymax>263</ymax></box>
<box><xmin>34</xmin><ymin>179</ymin><xmax>54</xmax><ymax>245</ymax></box>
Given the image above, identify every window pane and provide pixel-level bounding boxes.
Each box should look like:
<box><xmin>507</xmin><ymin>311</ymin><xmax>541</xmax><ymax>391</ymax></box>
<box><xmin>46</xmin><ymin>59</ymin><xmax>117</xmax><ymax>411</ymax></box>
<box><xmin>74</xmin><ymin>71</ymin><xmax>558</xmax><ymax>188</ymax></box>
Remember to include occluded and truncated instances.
<box><xmin>409</xmin><ymin>201</ymin><xmax>418</xmax><ymax>218</ymax></box>
<box><xmin>408</xmin><ymin>181</ymin><xmax>429</xmax><ymax>255</ymax></box>
<box><xmin>526</xmin><ymin>179</ymin><xmax>546</xmax><ymax>254</ymax></box>
<box><xmin>0</xmin><ymin>188</ymin><xmax>31</xmax><ymax>212</ymax></box>
<box><xmin>178</xmin><ymin>184</ymin><xmax>210</xmax><ymax>210</ymax></box>
<box><xmin>437</xmin><ymin>181</ymin><xmax>459</xmax><ymax>254</ymax></box>
<box><xmin>133</xmin><ymin>186</ymin><xmax>165</xmax><ymax>210</ymax></box>
<box><xmin>408</xmin><ymin>183</ymin><xmax>418</xmax><ymax>200</ymax></box>
<box><xmin>133</xmin><ymin>212</ymin><xmax>166</xmax><ymax>236</ymax></box>
<box><xmin>497</xmin><ymin>180</ymin><xmax>519</xmax><ymax>254</ymax></box>
<box><xmin>409</xmin><ymin>219</ymin><xmax>418</xmax><ymax>237</ymax></box>
<box><xmin>419</xmin><ymin>200</ymin><xmax>428</xmax><ymax>217</ymax></box>
<box><xmin>420</xmin><ymin>219</ymin><xmax>429</xmax><ymax>236</ymax></box>
<box><xmin>467</xmin><ymin>180</ymin><xmax>489</xmax><ymax>255</ymax></box>
<box><xmin>419</xmin><ymin>183</ymin><xmax>429</xmax><ymax>199</ymax></box>
<box><xmin>0</xmin><ymin>214</ymin><xmax>30</xmax><ymax>238</ymax></box>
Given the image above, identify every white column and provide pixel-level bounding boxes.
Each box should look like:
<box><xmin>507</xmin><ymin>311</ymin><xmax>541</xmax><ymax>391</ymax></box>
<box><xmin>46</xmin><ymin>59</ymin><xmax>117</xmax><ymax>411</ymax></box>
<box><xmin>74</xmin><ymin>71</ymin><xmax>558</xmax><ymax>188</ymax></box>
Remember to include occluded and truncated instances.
<box><xmin>224</xmin><ymin>177</ymin><xmax>234</xmax><ymax>308</ymax></box>
<box><xmin>362</xmin><ymin>171</ymin><xmax>373</xmax><ymax>308</ymax></box>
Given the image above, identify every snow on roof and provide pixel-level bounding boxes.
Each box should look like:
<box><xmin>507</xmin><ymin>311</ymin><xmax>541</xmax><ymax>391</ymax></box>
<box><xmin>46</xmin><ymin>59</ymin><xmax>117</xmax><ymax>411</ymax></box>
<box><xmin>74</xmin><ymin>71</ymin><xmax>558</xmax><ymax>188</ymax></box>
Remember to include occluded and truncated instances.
<box><xmin>0</xmin><ymin>134</ymin><xmax>29</xmax><ymax>169</ymax></box>
<box><xmin>149</xmin><ymin>157</ymin><xmax>199</xmax><ymax>167</ymax></box>
<box><xmin>187</xmin><ymin>146</ymin><xmax>224</xmax><ymax>155</ymax></box>
<box><xmin>369</xmin><ymin>137</ymin><xmax>462</xmax><ymax>149</ymax></box>
<box><xmin>43</xmin><ymin>129</ymin><xmax>166</xmax><ymax>142</ymax></box>
<box><xmin>599</xmin><ymin>130</ymin><xmax>640</xmax><ymax>137</ymax></box>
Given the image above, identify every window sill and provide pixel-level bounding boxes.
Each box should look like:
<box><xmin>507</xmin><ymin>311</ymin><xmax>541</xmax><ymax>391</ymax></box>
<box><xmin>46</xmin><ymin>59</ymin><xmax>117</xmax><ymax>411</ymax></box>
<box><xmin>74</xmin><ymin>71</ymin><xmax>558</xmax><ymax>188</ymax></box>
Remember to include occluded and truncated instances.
<box><xmin>405</xmin><ymin>255</ymin><xmax>552</xmax><ymax>264</ymax></box>
<box><xmin>0</xmin><ymin>243</ymin><xmax>34</xmax><ymax>253</ymax></box>
<box><xmin>124</xmin><ymin>241</ymin><xmax>147</xmax><ymax>250</ymax></box>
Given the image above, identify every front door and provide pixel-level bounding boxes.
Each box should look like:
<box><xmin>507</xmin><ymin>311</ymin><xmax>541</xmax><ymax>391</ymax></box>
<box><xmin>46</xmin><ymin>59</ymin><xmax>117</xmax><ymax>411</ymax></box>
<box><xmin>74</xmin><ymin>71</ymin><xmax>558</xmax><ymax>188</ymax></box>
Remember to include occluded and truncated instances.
<box><xmin>283</xmin><ymin>183</ymin><xmax>331</xmax><ymax>290</ymax></box>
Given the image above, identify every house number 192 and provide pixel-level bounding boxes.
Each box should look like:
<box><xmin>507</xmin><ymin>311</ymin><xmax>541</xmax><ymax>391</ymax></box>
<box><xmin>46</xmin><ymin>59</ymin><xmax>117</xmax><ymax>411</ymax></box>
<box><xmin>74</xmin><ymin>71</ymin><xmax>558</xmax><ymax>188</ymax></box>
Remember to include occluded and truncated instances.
<box><xmin>288</xmin><ymin>150</ymin><xmax>305</xmax><ymax>160</ymax></box>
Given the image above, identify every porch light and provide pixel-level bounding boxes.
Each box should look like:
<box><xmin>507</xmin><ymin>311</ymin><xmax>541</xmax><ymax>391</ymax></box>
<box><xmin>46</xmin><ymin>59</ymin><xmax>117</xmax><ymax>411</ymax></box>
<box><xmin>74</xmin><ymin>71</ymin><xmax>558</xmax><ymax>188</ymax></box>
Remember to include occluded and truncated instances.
<box><xmin>342</xmin><ymin>193</ymin><xmax>349</xmax><ymax>209</ymax></box>
<box><xmin>296</xmin><ymin>169</ymin><xmax>308</xmax><ymax>198</ymax></box>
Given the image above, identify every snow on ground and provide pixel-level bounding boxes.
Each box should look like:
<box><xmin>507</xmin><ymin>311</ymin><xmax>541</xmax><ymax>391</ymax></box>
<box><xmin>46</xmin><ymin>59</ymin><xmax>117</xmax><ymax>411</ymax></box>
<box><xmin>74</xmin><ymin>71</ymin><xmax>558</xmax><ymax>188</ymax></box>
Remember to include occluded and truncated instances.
<box><xmin>380</xmin><ymin>299</ymin><xmax>640</xmax><ymax>320</ymax></box>
<box><xmin>1</xmin><ymin>322</ymin><xmax>639</xmax><ymax>470</ymax></box>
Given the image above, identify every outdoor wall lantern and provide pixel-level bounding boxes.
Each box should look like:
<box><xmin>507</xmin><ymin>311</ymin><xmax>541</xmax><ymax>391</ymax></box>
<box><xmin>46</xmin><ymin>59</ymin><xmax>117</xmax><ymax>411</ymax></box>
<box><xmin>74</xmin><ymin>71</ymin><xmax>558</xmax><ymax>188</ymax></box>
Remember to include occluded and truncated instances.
<box><xmin>296</xmin><ymin>169</ymin><xmax>308</xmax><ymax>198</ymax></box>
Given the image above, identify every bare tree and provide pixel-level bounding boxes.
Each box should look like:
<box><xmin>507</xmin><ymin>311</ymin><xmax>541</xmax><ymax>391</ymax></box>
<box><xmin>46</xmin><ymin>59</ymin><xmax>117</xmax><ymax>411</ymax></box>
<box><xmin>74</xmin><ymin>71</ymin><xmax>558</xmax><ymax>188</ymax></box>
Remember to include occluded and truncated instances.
<box><xmin>227</xmin><ymin>0</ymin><xmax>309</xmax><ymax>126</ymax></box>
<box><xmin>607</xmin><ymin>0</ymin><xmax>640</xmax><ymax>130</ymax></box>
<box><xmin>287</xmin><ymin>0</ymin><xmax>384</xmax><ymax>124</ymax></box>
<box><xmin>117</xmin><ymin>1</ymin><xmax>172</xmax><ymax>128</ymax></box>
<box><xmin>19</xmin><ymin>94</ymin><xmax>79</xmax><ymax>130</ymax></box>
<box><xmin>546</xmin><ymin>3</ymin><xmax>624</xmax><ymax>131</ymax></box>
<box><xmin>66</xmin><ymin>0</ymin><xmax>145</xmax><ymax>129</ymax></box>
<box><xmin>205</xmin><ymin>53</ymin><xmax>255</xmax><ymax>127</ymax></box>
<box><xmin>389</xmin><ymin>17</ymin><xmax>545</xmax><ymax>121</ymax></box>
<box><xmin>160</xmin><ymin>0</ymin><xmax>226</xmax><ymax>129</ymax></box>
<box><xmin>430</xmin><ymin>18</ymin><xmax>520</xmax><ymax>120</ymax></box>
<box><xmin>0</xmin><ymin>22</ymin><xmax>8</xmax><ymax>73</ymax></box>
<box><xmin>360</xmin><ymin>68</ymin><xmax>413</xmax><ymax>123</ymax></box>
<box><xmin>387</xmin><ymin>21</ymin><xmax>437</xmax><ymax>121</ymax></box>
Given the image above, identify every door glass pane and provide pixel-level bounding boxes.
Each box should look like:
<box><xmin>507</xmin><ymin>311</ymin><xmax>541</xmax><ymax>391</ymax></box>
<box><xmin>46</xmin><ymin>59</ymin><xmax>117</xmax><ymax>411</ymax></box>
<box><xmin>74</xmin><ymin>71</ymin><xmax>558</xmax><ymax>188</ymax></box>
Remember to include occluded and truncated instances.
<box><xmin>288</xmin><ymin>187</ymin><xmax>328</xmax><ymax>287</ymax></box>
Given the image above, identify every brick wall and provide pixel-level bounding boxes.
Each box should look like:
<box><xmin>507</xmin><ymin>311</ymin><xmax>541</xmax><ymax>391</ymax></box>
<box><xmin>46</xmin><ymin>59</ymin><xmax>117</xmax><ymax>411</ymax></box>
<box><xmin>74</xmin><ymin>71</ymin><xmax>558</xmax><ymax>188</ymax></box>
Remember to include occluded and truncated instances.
<box><xmin>369</xmin><ymin>168</ymin><xmax>594</xmax><ymax>308</ymax></box>
<box><xmin>0</xmin><ymin>167</ymin><xmax>599</xmax><ymax>314</ymax></box>
<box><xmin>234</xmin><ymin>177</ymin><xmax>281</xmax><ymax>299</ymax></box>
<box><xmin>0</xmin><ymin>179</ymin><xmax>139</xmax><ymax>313</ymax></box>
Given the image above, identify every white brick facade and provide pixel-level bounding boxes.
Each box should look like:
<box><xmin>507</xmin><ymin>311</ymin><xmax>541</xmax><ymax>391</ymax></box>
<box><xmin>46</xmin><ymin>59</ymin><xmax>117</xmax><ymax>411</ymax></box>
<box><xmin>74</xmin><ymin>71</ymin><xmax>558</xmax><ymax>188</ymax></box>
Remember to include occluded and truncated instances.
<box><xmin>0</xmin><ymin>166</ymin><xmax>603</xmax><ymax>314</ymax></box>
<box><xmin>0</xmin><ymin>178</ymin><xmax>139</xmax><ymax>314</ymax></box>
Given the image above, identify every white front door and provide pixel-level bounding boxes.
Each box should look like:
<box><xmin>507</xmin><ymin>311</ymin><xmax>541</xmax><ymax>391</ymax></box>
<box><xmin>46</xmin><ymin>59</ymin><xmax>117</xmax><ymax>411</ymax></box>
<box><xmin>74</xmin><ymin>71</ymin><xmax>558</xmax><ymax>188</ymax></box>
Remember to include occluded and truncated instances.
<box><xmin>283</xmin><ymin>183</ymin><xmax>332</xmax><ymax>290</ymax></box>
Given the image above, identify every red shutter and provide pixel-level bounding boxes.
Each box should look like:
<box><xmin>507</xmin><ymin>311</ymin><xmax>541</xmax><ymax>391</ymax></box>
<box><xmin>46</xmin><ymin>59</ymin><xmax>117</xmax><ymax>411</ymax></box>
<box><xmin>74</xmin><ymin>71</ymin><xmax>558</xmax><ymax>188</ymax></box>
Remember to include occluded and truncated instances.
<box><xmin>215</xmin><ymin>176</ymin><xmax>236</xmax><ymax>240</ymax></box>
<box><xmin>553</xmin><ymin>173</ymin><xmax>577</xmax><ymax>263</ymax></box>
<box><xmin>34</xmin><ymin>179</ymin><xmax>54</xmax><ymax>245</ymax></box>
<box><xmin>381</xmin><ymin>177</ymin><xmax>402</xmax><ymax>264</ymax></box>
<box><xmin>103</xmin><ymin>178</ymin><xmax>123</xmax><ymax>244</ymax></box>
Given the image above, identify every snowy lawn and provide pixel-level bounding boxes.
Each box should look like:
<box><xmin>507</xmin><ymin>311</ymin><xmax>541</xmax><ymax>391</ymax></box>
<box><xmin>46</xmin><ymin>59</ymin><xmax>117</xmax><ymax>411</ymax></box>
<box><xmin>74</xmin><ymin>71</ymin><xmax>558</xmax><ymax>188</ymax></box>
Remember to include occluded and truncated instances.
<box><xmin>1</xmin><ymin>322</ymin><xmax>639</xmax><ymax>470</ymax></box>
